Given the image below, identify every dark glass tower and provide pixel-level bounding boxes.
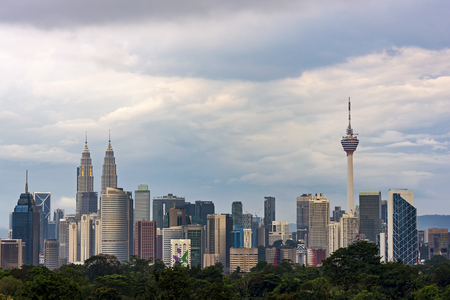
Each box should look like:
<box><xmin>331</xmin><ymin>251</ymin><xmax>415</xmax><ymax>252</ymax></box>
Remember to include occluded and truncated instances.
<box><xmin>296</xmin><ymin>194</ymin><xmax>312</xmax><ymax>244</ymax></box>
<box><xmin>12</xmin><ymin>173</ymin><xmax>40</xmax><ymax>265</ymax></box>
<box><xmin>101</xmin><ymin>133</ymin><xmax>118</xmax><ymax>195</ymax></box>
<box><xmin>264</xmin><ymin>196</ymin><xmax>275</xmax><ymax>247</ymax></box>
<box><xmin>194</xmin><ymin>201</ymin><xmax>214</xmax><ymax>226</ymax></box>
<box><xmin>359</xmin><ymin>191</ymin><xmax>381</xmax><ymax>243</ymax></box>
<box><xmin>231</xmin><ymin>201</ymin><xmax>243</xmax><ymax>226</ymax></box>
<box><xmin>76</xmin><ymin>136</ymin><xmax>98</xmax><ymax>217</ymax></box>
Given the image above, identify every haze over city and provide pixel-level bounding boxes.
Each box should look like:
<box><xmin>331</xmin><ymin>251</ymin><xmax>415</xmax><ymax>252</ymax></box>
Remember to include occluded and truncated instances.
<box><xmin>1</xmin><ymin>0</ymin><xmax>449</xmax><ymax>228</ymax></box>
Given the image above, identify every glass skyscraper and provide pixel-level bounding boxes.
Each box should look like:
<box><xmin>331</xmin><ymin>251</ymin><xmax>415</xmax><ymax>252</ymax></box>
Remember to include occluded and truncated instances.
<box><xmin>152</xmin><ymin>194</ymin><xmax>185</xmax><ymax>229</ymax></box>
<box><xmin>76</xmin><ymin>138</ymin><xmax>97</xmax><ymax>218</ymax></box>
<box><xmin>359</xmin><ymin>191</ymin><xmax>381</xmax><ymax>243</ymax></box>
<box><xmin>231</xmin><ymin>201</ymin><xmax>243</xmax><ymax>226</ymax></box>
<box><xmin>264</xmin><ymin>196</ymin><xmax>275</xmax><ymax>247</ymax></box>
<box><xmin>135</xmin><ymin>185</ymin><xmax>150</xmax><ymax>222</ymax></box>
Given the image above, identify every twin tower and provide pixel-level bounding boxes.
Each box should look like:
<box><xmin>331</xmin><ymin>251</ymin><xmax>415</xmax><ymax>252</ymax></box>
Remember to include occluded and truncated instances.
<box><xmin>76</xmin><ymin>133</ymin><xmax>117</xmax><ymax>217</ymax></box>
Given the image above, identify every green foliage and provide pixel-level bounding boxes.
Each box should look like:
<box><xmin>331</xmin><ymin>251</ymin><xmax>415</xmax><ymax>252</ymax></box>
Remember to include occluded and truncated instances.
<box><xmin>84</xmin><ymin>254</ymin><xmax>121</xmax><ymax>282</ymax></box>
<box><xmin>0</xmin><ymin>276</ymin><xmax>22</xmax><ymax>297</ymax></box>
<box><xmin>410</xmin><ymin>284</ymin><xmax>442</xmax><ymax>300</ymax></box>
<box><xmin>272</xmin><ymin>240</ymin><xmax>283</xmax><ymax>248</ymax></box>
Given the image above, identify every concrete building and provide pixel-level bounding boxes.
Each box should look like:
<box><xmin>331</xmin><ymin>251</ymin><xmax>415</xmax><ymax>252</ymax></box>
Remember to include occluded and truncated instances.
<box><xmin>243</xmin><ymin>229</ymin><xmax>253</xmax><ymax>248</ymax></box>
<box><xmin>268</xmin><ymin>221</ymin><xmax>291</xmax><ymax>246</ymax></box>
<box><xmin>68</xmin><ymin>222</ymin><xmax>78</xmax><ymax>263</ymax></box>
<box><xmin>230</xmin><ymin>248</ymin><xmax>258</xmax><ymax>272</ymax></box>
<box><xmin>203</xmin><ymin>253</ymin><xmax>219</xmax><ymax>268</ymax></box>
<box><xmin>58</xmin><ymin>219</ymin><xmax>69</xmax><ymax>267</ymax></box>
<box><xmin>171</xmin><ymin>239</ymin><xmax>191</xmax><ymax>267</ymax></box>
<box><xmin>387</xmin><ymin>190</ymin><xmax>418</xmax><ymax>265</ymax></box>
<box><xmin>307</xmin><ymin>248</ymin><xmax>326</xmax><ymax>266</ymax></box>
<box><xmin>327</xmin><ymin>222</ymin><xmax>340</xmax><ymax>257</ymax></box>
<box><xmin>280</xmin><ymin>248</ymin><xmax>296</xmax><ymax>262</ymax></box>
<box><xmin>135</xmin><ymin>221</ymin><xmax>157</xmax><ymax>261</ymax></box>
<box><xmin>308</xmin><ymin>193</ymin><xmax>329</xmax><ymax>251</ymax></box>
<box><xmin>135</xmin><ymin>185</ymin><xmax>150</xmax><ymax>222</ymax></box>
<box><xmin>44</xmin><ymin>239</ymin><xmax>58</xmax><ymax>270</ymax></box>
<box><xmin>153</xmin><ymin>194</ymin><xmax>185</xmax><ymax>229</ymax></box>
<box><xmin>162</xmin><ymin>226</ymin><xmax>184</xmax><ymax>266</ymax></box>
<box><xmin>359</xmin><ymin>191</ymin><xmax>381</xmax><ymax>243</ymax></box>
<box><xmin>206</xmin><ymin>214</ymin><xmax>233</xmax><ymax>271</ymax></box>
<box><xmin>332</xmin><ymin>206</ymin><xmax>345</xmax><ymax>223</ymax></box>
<box><xmin>427</xmin><ymin>228</ymin><xmax>449</xmax><ymax>259</ymax></box>
<box><xmin>339</xmin><ymin>213</ymin><xmax>359</xmax><ymax>248</ymax></box>
<box><xmin>0</xmin><ymin>239</ymin><xmax>25</xmax><ymax>269</ymax></box>
<box><xmin>169</xmin><ymin>208</ymin><xmax>186</xmax><ymax>228</ymax></box>
<box><xmin>101</xmin><ymin>187</ymin><xmax>132</xmax><ymax>263</ymax></box>
<box><xmin>296</xmin><ymin>194</ymin><xmax>312</xmax><ymax>243</ymax></box>
<box><xmin>341</xmin><ymin>98</ymin><xmax>359</xmax><ymax>216</ymax></box>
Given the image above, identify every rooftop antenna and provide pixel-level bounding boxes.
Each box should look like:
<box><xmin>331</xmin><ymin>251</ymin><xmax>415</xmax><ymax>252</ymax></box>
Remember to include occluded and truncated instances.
<box><xmin>109</xmin><ymin>129</ymin><xmax>111</xmax><ymax>143</ymax></box>
<box><xmin>85</xmin><ymin>131</ymin><xmax>87</xmax><ymax>144</ymax></box>
<box><xmin>25</xmin><ymin>170</ymin><xmax>28</xmax><ymax>193</ymax></box>
<box><xmin>348</xmin><ymin>97</ymin><xmax>351</xmax><ymax>129</ymax></box>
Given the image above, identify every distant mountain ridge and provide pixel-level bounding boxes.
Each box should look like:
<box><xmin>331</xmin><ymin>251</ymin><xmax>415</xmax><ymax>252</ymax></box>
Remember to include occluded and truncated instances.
<box><xmin>417</xmin><ymin>215</ymin><xmax>450</xmax><ymax>230</ymax></box>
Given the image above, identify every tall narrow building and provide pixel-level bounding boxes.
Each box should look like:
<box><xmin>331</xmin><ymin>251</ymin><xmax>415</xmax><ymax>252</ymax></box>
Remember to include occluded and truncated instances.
<box><xmin>341</xmin><ymin>98</ymin><xmax>359</xmax><ymax>216</ymax></box>
<box><xmin>12</xmin><ymin>172</ymin><xmax>40</xmax><ymax>265</ymax></box>
<box><xmin>76</xmin><ymin>135</ymin><xmax>97</xmax><ymax>217</ymax></box>
<box><xmin>264</xmin><ymin>196</ymin><xmax>275</xmax><ymax>247</ymax></box>
<box><xmin>101</xmin><ymin>132</ymin><xmax>118</xmax><ymax>195</ymax></box>
<box><xmin>135</xmin><ymin>185</ymin><xmax>150</xmax><ymax>222</ymax></box>
<box><xmin>296</xmin><ymin>194</ymin><xmax>312</xmax><ymax>244</ymax></box>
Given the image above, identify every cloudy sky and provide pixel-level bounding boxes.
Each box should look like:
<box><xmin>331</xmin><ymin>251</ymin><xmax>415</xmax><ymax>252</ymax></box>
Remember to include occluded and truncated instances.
<box><xmin>1</xmin><ymin>0</ymin><xmax>449</xmax><ymax>229</ymax></box>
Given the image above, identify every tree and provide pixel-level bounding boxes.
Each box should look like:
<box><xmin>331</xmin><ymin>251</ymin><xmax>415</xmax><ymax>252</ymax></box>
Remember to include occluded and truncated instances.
<box><xmin>322</xmin><ymin>241</ymin><xmax>381</xmax><ymax>290</ymax></box>
<box><xmin>0</xmin><ymin>276</ymin><xmax>22</xmax><ymax>297</ymax></box>
<box><xmin>272</xmin><ymin>240</ymin><xmax>283</xmax><ymax>249</ymax></box>
<box><xmin>84</xmin><ymin>254</ymin><xmax>121</xmax><ymax>282</ymax></box>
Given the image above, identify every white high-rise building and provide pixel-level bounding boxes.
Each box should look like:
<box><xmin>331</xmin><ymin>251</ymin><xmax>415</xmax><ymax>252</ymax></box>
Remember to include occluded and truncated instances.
<box><xmin>339</xmin><ymin>213</ymin><xmax>359</xmax><ymax>248</ymax></box>
<box><xmin>243</xmin><ymin>229</ymin><xmax>252</xmax><ymax>248</ymax></box>
<box><xmin>308</xmin><ymin>193</ymin><xmax>330</xmax><ymax>250</ymax></box>
<box><xmin>171</xmin><ymin>239</ymin><xmax>191</xmax><ymax>267</ymax></box>
<box><xmin>68</xmin><ymin>222</ymin><xmax>78</xmax><ymax>263</ymax></box>
<box><xmin>327</xmin><ymin>222</ymin><xmax>340</xmax><ymax>257</ymax></box>
<box><xmin>135</xmin><ymin>185</ymin><xmax>150</xmax><ymax>222</ymax></box>
<box><xmin>163</xmin><ymin>226</ymin><xmax>184</xmax><ymax>266</ymax></box>
<box><xmin>101</xmin><ymin>187</ymin><xmax>132</xmax><ymax>263</ymax></box>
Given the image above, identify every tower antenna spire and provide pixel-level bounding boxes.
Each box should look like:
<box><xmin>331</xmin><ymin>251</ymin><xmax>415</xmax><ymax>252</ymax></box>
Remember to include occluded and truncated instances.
<box><xmin>85</xmin><ymin>131</ymin><xmax>87</xmax><ymax>144</ymax></box>
<box><xmin>25</xmin><ymin>170</ymin><xmax>28</xmax><ymax>193</ymax></box>
<box><xmin>348</xmin><ymin>97</ymin><xmax>351</xmax><ymax>129</ymax></box>
<box><xmin>109</xmin><ymin>129</ymin><xmax>111</xmax><ymax>143</ymax></box>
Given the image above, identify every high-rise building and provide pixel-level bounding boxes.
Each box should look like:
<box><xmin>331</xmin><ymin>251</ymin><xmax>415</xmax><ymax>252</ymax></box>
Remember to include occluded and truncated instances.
<box><xmin>387</xmin><ymin>190</ymin><xmax>418</xmax><ymax>265</ymax></box>
<box><xmin>194</xmin><ymin>201</ymin><xmax>215</xmax><ymax>226</ymax></box>
<box><xmin>381</xmin><ymin>200</ymin><xmax>387</xmax><ymax>224</ymax></box>
<box><xmin>162</xmin><ymin>226</ymin><xmax>184</xmax><ymax>266</ymax></box>
<box><xmin>169</xmin><ymin>208</ymin><xmax>186</xmax><ymax>227</ymax></box>
<box><xmin>135</xmin><ymin>221</ymin><xmax>157</xmax><ymax>261</ymax></box>
<box><xmin>341</xmin><ymin>98</ymin><xmax>359</xmax><ymax>216</ymax></box>
<box><xmin>296</xmin><ymin>194</ymin><xmax>312</xmax><ymax>244</ymax></box>
<box><xmin>242</xmin><ymin>213</ymin><xmax>253</xmax><ymax>230</ymax></box>
<box><xmin>76</xmin><ymin>137</ymin><xmax>97</xmax><ymax>218</ymax></box>
<box><xmin>135</xmin><ymin>185</ymin><xmax>150</xmax><ymax>222</ymax></box>
<box><xmin>153</xmin><ymin>194</ymin><xmax>185</xmax><ymax>229</ymax></box>
<box><xmin>171</xmin><ymin>239</ymin><xmax>191</xmax><ymax>267</ymax></box>
<box><xmin>232</xmin><ymin>201</ymin><xmax>243</xmax><ymax>226</ymax></box>
<box><xmin>12</xmin><ymin>174</ymin><xmax>39</xmax><ymax>265</ymax></box>
<box><xmin>359</xmin><ymin>191</ymin><xmax>381</xmax><ymax>243</ymax></box>
<box><xmin>44</xmin><ymin>239</ymin><xmax>58</xmax><ymax>270</ymax></box>
<box><xmin>206</xmin><ymin>214</ymin><xmax>233</xmax><ymax>271</ymax></box>
<box><xmin>58</xmin><ymin>219</ymin><xmax>69</xmax><ymax>267</ymax></box>
<box><xmin>80</xmin><ymin>214</ymin><xmax>99</xmax><ymax>262</ymax></box>
<box><xmin>34</xmin><ymin>192</ymin><xmax>51</xmax><ymax>221</ymax></box>
<box><xmin>101</xmin><ymin>187</ymin><xmax>132</xmax><ymax>263</ymax></box>
<box><xmin>53</xmin><ymin>209</ymin><xmax>64</xmax><ymax>242</ymax></box>
<box><xmin>327</xmin><ymin>222</ymin><xmax>341</xmax><ymax>257</ymax></box>
<box><xmin>332</xmin><ymin>206</ymin><xmax>345</xmax><ymax>223</ymax></box>
<box><xmin>68</xmin><ymin>222</ymin><xmax>78</xmax><ymax>263</ymax></box>
<box><xmin>268</xmin><ymin>221</ymin><xmax>291</xmax><ymax>246</ymax></box>
<box><xmin>264</xmin><ymin>196</ymin><xmax>275</xmax><ymax>247</ymax></box>
<box><xmin>308</xmin><ymin>193</ymin><xmax>329</xmax><ymax>251</ymax></box>
<box><xmin>243</xmin><ymin>229</ymin><xmax>253</xmax><ymax>248</ymax></box>
<box><xmin>339</xmin><ymin>213</ymin><xmax>359</xmax><ymax>248</ymax></box>
<box><xmin>230</xmin><ymin>248</ymin><xmax>258</xmax><ymax>273</ymax></box>
<box><xmin>37</xmin><ymin>206</ymin><xmax>48</xmax><ymax>255</ymax></box>
<box><xmin>427</xmin><ymin>228</ymin><xmax>449</xmax><ymax>260</ymax></box>
<box><xmin>101</xmin><ymin>134</ymin><xmax>118</xmax><ymax>195</ymax></box>
<box><xmin>0</xmin><ymin>239</ymin><xmax>25</xmax><ymax>269</ymax></box>
<box><xmin>183</xmin><ymin>225</ymin><xmax>205</xmax><ymax>268</ymax></box>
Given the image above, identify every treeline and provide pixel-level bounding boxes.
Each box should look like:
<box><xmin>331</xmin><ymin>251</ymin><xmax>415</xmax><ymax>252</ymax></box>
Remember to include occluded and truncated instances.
<box><xmin>0</xmin><ymin>241</ymin><xmax>449</xmax><ymax>299</ymax></box>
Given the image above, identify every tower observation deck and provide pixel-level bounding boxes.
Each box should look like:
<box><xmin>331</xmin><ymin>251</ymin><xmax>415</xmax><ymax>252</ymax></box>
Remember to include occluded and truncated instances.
<box><xmin>341</xmin><ymin>98</ymin><xmax>358</xmax><ymax>216</ymax></box>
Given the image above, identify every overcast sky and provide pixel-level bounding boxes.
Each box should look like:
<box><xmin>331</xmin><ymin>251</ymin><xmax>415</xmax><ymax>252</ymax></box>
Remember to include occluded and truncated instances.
<box><xmin>1</xmin><ymin>0</ymin><xmax>449</xmax><ymax>229</ymax></box>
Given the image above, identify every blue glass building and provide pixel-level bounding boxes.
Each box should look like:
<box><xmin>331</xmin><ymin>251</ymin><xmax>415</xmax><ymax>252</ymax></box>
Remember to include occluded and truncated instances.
<box><xmin>12</xmin><ymin>180</ymin><xmax>40</xmax><ymax>265</ymax></box>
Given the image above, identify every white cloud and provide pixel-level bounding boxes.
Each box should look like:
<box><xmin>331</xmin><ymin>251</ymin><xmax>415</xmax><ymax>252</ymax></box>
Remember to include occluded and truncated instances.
<box><xmin>54</xmin><ymin>197</ymin><xmax>76</xmax><ymax>209</ymax></box>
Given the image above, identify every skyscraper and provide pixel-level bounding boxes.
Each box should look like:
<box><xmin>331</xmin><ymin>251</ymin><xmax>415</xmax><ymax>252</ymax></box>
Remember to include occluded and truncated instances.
<box><xmin>135</xmin><ymin>185</ymin><xmax>150</xmax><ymax>222</ymax></box>
<box><xmin>34</xmin><ymin>192</ymin><xmax>51</xmax><ymax>220</ymax></box>
<box><xmin>183</xmin><ymin>224</ymin><xmax>205</xmax><ymax>268</ymax></box>
<box><xmin>135</xmin><ymin>221</ymin><xmax>157</xmax><ymax>261</ymax></box>
<box><xmin>264</xmin><ymin>196</ymin><xmax>275</xmax><ymax>247</ymax></box>
<box><xmin>44</xmin><ymin>239</ymin><xmax>59</xmax><ymax>270</ymax></box>
<box><xmin>206</xmin><ymin>214</ymin><xmax>233</xmax><ymax>271</ymax></box>
<box><xmin>76</xmin><ymin>136</ymin><xmax>98</xmax><ymax>217</ymax></box>
<box><xmin>101</xmin><ymin>187</ymin><xmax>132</xmax><ymax>263</ymax></box>
<box><xmin>231</xmin><ymin>201</ymin><xmax>243</xmax><ymax>226</ymax></box>
<box><xmin>308</xmin><ymin>193</ymin><xmax>329</xmax><ymax>251</ymax></box>
<box><xmin>153</xmin><ymin>194</ymin><xmax>185</xmax><ymax>229</ymax></box>
<box><xmin>12</xmin><ymin>173</ymin><xmax>40</xmax><ymax>265</ymax></box>
<box><xmin>341</xmin><ymin>98</ymin><xmax>359</xmax><ymax>216</ymax></box>
<box><xmin>101</xmin><ymin>133</ymin><xmax>118</xmax><ymax>195</ymax></box>
<box><xmin>387</xmin><ymin>190</ymin><xmax>418</xmax><ymax>265</ymax></box>
<box><xmin>296</xmin><ymin>194</ymin><xmax>312</xmax><ymax>244</ymax></box>
<box><xmin>359</xmin><ymin>191</ymin><xmax>381</xmax><ymax>243</ymax></box>
<box><xmin>194</xmin><ymin>201</ymin><xmax>215</xmax><ymax>226</ymax></box>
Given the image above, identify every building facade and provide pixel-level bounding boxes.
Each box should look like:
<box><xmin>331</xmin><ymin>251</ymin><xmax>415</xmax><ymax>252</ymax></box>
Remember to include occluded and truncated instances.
<box><xmin>153</xmin><ymin>194</ymin><xmax>185</xmax><ymax>229</ymax></box>
<box><xmin>135</xmin><ymin>221</ymin><xmax>157</xmax><ymax>261</ymax></box>
<box><xmin>135</xmin><ymin>185</ymin><xmax>150</xmax><ymax>222</ymax></box>
<box><xmin>308</xmin><ymin>193</ymin><xmax>330</xmax><ymax>251</ymax></box>
<box><xmin>231</xmin><ymin>201</ymin><xmax>243</xmax><ymax>226</ymax></box>
<box><xmin>296</xmin><ymin>194</ymin><xmax>311</xmax><ymax>244</ymax></box>
<box><xmin>206</xmin><ymin>214</ymin><xmax>233</xmax><ymax>271</ymax></box>
<box><xmin>359</xmin><ymin>191</ymin><xmax>381</xmax><ymax>243</ymax></box>
<box><xmin>230</xmin><ymin>247</ymin><xmax>258</xmax><ymax>272</ymax></box>
<box><xmin>44</xmin><ymin>239</ymin><xmax>58</xmax><ymax>270</ymax></box>
<box><xmin>0</xmin><ymin>239</ymin><xmax>25</xmax><ymax>269</ymax></box>
<box><xmin>76</xmin><ymin>139</ymin><xmax>97</xmax><ymax>218</ymax></box>
<box><xmin>264</xmin><ymin>197</ymin><xmax>276</xmax><ymax>247</ymax></box>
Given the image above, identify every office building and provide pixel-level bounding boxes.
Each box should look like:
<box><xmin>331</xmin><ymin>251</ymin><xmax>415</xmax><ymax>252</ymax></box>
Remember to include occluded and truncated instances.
<box><xmin>44</xmin><ymin>239</ymin><xmax>58</xmax><ymax>270</ymax></box>
<box><xmin>135</xmin><ymin>221</ymin><xmax>157</xmax><ymax>261</ymax></box>
<box><xmin>80</xmin><ymin>214</ymin><xmax>99</xmax><ymax>262</ymax></box>
<box><xmin>381</xmin><ymin>200</ymin><xmax>387</xmax><ymax>224</ymax></box>
<box><xmin>280</xmin><ymin>248</ymin><xmax>296</xmax><ymax>262</ymax></box>
<box><xmin>328</xmin><ymin>222</ymin><xmax>340</xmax><ymax>257</ymax></box>
<box><xmin>54</xmin><ymin>209</ymin><xmax>65</xmax><ymax>242</ymax></box>
<box><xmin>243</xmin><ymin>229</ymin><xmax>253</xmax><ymax>248</ymax></box>
<box><xmin>58</xmin><ymin>219</ymin><xmax>69</xmax><ymax>267</ymax></box>
<box><xmin>12</xmin><ymin>174</ymin><xmax>39</xmax><ymax>265</ymax></box>
<box><xmin>268</xmin><ymin>221</ymin><xmax>290</xmax><ymax>246</ymax></box>
<box><xmin>135</xmin><ymin>185</ymin><xmax>150</xmax><ymax>222</ymax></box>
<box><xmin>34</xmin><ymin>192</ymin><xmax>51</xmax><ymax>221</ymax></box>
<box><xmin>332</xmin><ymin>206</ymin><xmax>345</xmax><ymax>223</ymax></box>
<box><xmin>308</xmin><ymin>193</ymin><xmax>329</xmax><ymax>251</ymax></box>
<box><xmin>0</xmin><ymin>239</ymin><xmax>25</xmax><ymax>269</ymax></box>
<box><xmin>307</xmin><ymin>248</ymin><xmax>326</xmax><ymax>266</ymax></box>
<box><xmin>341</xmin><ymin>98</ymin><xmax>359</xmax><ymax>216</ymax></box>
<box><xmin>264</xmin><ymin>196</ymin><xmax>276</xmax><ymax>247</ymax></box>
<box><xmin>68</xmin><ymin>222</ymin><xmax>78</xmax><ymax>263</ymax></box>
<box><xmin>171</xmin><ymin>239</ymin><xmax>191</xmax><ymax>267</ymax></box>
<box><xmin>101</xmin><ymin>133</ymin><xmax>118</xmax><ymax>195</ymax></box>
<box><xmin>183</xmin><ymin>225</ymin><xmax>205</xmax><ymax>268</ymax></box>
<box><xmin>94</xmin><ymin>218</ymin><xmax>102</xmax><ymax>255</ymax></box>
<box><xmin>203</xmin><ymin>254</ymin><xmax>219</xmax><ymax>268</ymax></box>
<box><xmin>232</xmin><ymin>201</ymin><xmax>243</xmax><ymax>226</ymax></box>
<box><xmin>206</xmin><ymin>214</ymin><xmax>233</xmax><ymax>270</ymax></box>
<box><xmin>37</xmin><ymin>206</ymin><xmax>48</xmax><ymax>255</ymax></box>
<box><xmin>297</xmin><ymin>194</ymin><xmax>311</xmax><ymax>243</ymax></box>
<box><xmin>76</xmin><ymin>137</ymin><xmax>98</xmax><ymax>217</ymax></box>
<box><xmin>230</xmin><ymin>248</ymin><xmax>258</xmax><ymax>272</ymax></box>
<box><xmin>101</xmin><ymin>187</ymin><xmax>132</xmax><ymax>263</ymax></box>
<box><xmin>231</xmin><ymin>230</ymin><xmax>241</xmax><ymax>249</ymax></box>
<box><xmin>359</xmin><ymin>191</ymin><xmax>381</xmax><ymax>243</ymax></box>
<box><xmin>162</xmin><ymin>226</ymin><xmax>184</xmax><ymax>266</ymax></box>
<box><xmin>194</xmin><ymin>201</ymin><xmax>215</xmax><ymax>226</ymax></box>
<box><xmin>427</xmin><ymin>228</ymin><xmax>449</xmax><ymax>259</ymax></box>
<box><xmin>339</xmin><ymin>213</ymin><xmax>359</xmax><ymax>248</ymax></box>
<box><xmin>153</xmin><ymin>194</ymin><xmax>185</xmax><ymax>229</ymax></box>
<box><xmin>169</xmin><ymin>208</ymin><xmax>186</xmax><ymax>227</ymax></box>
<box><xmin>387</xmin><ymin>190</ymin><xmax>418</xmax><ymax>265</ymax></box>
<box><xmin>242</xmin><ymin>213</ymin><xmax>253</xmax><ymax>229</ymax></box>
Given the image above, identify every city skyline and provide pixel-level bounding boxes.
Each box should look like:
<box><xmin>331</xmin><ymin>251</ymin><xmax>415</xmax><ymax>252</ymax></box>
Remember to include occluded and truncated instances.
<box><xmin>1</xmin><ymin>1</ymin><xmax>450</xmax><ymax>229</ymax></box>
